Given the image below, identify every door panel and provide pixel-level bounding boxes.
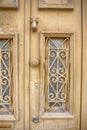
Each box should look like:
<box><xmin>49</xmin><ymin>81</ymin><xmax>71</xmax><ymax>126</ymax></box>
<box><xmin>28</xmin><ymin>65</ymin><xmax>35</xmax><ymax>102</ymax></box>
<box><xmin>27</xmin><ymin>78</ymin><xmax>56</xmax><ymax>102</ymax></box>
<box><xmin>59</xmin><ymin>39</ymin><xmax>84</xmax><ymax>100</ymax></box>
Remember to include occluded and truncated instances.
<box><xmin>40</xmin><ymin>32</ymin><xmax>74</xmax><ymax>119</ymax></box>
<box><xmin>38</xmin><ymin>0</ymin><xmax>73</xmax><ymax>9</ymax></box>
<box><xmin>30</xmin><ymin>0</ymin><xmax>81</xmax><ymax>130</ymax></box>
<box><xmin>0</xmin><ymin>0</ymin><xmax>28</xmax><ymax>129</ymax></box>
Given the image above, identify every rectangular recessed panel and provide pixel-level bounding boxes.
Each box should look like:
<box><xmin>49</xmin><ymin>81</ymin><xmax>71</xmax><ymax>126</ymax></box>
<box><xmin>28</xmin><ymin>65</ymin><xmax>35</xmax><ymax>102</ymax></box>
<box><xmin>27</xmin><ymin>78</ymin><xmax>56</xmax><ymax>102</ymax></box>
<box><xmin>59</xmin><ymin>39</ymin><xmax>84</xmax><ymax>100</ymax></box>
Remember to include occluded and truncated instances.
<box><xmin>39</xmin><ymin>0</ymin><xmax>73</xmax><ymax>8</ymax></box>
<box><xmin>0</xmin><ymin>129</ymin><xmax>11</xmax><ymax>130</ymax></box>
<box><xmin>0</xmin><ymin>124</ymin><xmax>11</xmax><ymax>130</ymax></box>
<box><xmin>0</xmin><ymin>39</ymin><xmax>13</xmax><ymax>115</ymax></box>
<box><xmin>45</xmin><ymin>0</ymin><xmax>68</xmax><ymax>4</ymax></box>
<box><xmin>0</xmin><ymin>0</ymin><xmax>15</xmax><ymax>5</ymax></box>
<box><xmin>40</xmin><ymin>33</ymin><xmax>74</xmax><ymax>118</ymax></box>
<box><xmin>0</xmin><ymin>0</ymin><xmax>18</xmax><ymax>8</ymax></box>
<box><xmin>46</xmin><ymin>37</ymin><xmax>70</xmax><ymax>113</ymax></box>
<box><xmin>0</xmin><ymin>34</ymin><xmax>19</xmax><ymax>121</ymax></box>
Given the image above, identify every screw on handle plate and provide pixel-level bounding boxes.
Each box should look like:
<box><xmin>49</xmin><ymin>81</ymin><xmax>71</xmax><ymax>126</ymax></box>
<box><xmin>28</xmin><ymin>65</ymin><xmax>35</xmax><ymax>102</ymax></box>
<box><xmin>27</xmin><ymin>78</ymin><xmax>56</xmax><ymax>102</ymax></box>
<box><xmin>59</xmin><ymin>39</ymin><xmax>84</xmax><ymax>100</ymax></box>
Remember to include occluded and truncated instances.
<box><xmin>32</xmin><ymin>116</ymin><xmax>39</xmax><ymax>123</ymax></box>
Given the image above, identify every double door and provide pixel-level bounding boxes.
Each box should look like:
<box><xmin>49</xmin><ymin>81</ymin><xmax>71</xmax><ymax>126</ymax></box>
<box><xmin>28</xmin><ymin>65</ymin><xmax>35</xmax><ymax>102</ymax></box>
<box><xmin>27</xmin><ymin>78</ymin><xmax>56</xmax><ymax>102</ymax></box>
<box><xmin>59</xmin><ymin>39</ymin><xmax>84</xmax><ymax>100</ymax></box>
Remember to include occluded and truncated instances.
<box><xmin>0</xmin><ymin>0</ymin><xmax>87</xmax><ymax>130</ymax></box>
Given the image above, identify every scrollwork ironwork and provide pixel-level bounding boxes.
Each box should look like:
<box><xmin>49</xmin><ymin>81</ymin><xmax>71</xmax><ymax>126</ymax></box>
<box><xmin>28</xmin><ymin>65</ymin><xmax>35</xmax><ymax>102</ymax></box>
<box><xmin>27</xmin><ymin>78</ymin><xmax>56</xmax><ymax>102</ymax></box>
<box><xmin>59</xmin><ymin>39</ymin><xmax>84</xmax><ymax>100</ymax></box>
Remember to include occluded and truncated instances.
<box><xmin>46</xmin><ymin>38</ymin><xmax>70</xmax><ymax>112</ymax></box>
<box><xmin>0</xmin><ymin>39</ymin><xmax>13</xmax><ymax>114</ymax></box>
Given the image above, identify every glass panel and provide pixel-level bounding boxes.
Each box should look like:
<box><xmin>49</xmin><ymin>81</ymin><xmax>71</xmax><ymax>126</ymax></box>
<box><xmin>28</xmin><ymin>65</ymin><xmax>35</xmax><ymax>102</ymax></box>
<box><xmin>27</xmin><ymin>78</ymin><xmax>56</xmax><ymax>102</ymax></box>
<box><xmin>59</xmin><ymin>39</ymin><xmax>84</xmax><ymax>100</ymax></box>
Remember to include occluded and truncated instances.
<box><xmin>0</xmin><ymin>39</ymin><xmax>13</xmax><ymax>115</ymax></box>
<box><xmin>46</xmin><ymin>37</ymin><xmax>70</xmax><ymax>113</ymax></box>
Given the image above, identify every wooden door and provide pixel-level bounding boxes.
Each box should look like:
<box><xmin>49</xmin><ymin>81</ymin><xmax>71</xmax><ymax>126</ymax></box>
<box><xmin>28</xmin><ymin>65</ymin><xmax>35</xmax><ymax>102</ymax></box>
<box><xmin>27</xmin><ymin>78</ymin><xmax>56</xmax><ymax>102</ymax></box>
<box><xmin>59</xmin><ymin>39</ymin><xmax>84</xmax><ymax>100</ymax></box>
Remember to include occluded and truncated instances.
<box><xmin>0</xmin><ymin>0</ymin><xmax>30</xmax><ymax>130</ymax></box>
<box><xmin>30</xmin><ymin>0</ymin><xmax>82</xmax><ymax>130</ymax></box>
<box><xmin>0</xmin><ymin>0</ymin><xmax>87</xmax><ymax>130</ymax></box>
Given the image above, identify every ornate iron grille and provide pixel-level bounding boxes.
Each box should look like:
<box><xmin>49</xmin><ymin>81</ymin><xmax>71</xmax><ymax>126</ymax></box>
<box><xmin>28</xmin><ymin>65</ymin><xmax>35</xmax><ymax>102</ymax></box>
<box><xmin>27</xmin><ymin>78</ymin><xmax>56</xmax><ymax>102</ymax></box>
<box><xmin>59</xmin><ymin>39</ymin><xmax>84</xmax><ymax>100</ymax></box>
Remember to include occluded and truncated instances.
<box><xmin>0</xmin><ymin>39</ymin><xmax>13</xmax><ymax>115</ymax></box>
<box><xmin>46</xmin><ymin>37</ymin><xmax>70</xmax><ymax>113</ymax></box>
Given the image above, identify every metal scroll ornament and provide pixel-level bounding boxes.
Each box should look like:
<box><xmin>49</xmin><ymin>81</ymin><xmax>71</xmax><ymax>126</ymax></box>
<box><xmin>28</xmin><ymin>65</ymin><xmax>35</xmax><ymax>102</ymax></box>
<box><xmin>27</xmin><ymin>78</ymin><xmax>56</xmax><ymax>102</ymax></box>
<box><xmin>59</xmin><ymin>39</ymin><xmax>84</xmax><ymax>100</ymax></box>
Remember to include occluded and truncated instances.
<box><xmin>0</xmin><ymin>39</ymin><xmax>13</xmax><ymax>114</ymax></box>
<box><xmin>46</xmin><ymin>38</ymin><xmax>70</xmax><ymax>113</ymax></box>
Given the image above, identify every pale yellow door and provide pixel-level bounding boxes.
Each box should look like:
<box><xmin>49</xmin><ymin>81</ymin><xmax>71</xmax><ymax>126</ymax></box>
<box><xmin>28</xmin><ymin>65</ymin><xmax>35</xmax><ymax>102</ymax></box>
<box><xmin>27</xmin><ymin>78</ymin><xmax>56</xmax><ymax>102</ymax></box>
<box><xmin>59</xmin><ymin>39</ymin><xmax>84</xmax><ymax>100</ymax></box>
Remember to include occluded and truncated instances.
<box><xmin>30</xmin><ymin>0</ymin><xmax>82</xmax><ymax>130</ymax></box>
<box><xmin>0</xmin><ymin>0</ymin><xmax>87</xmax><ymax>130</ymax></box>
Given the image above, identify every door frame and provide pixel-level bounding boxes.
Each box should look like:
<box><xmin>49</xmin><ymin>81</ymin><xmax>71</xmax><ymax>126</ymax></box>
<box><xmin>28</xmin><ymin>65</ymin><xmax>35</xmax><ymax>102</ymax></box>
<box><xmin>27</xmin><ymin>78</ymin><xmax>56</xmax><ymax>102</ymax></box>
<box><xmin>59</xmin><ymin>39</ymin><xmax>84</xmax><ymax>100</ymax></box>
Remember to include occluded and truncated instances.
<box><xmin>81</xmin><ymin>0</ymin><xmax>87</xmax><ymax>130</ymax></box>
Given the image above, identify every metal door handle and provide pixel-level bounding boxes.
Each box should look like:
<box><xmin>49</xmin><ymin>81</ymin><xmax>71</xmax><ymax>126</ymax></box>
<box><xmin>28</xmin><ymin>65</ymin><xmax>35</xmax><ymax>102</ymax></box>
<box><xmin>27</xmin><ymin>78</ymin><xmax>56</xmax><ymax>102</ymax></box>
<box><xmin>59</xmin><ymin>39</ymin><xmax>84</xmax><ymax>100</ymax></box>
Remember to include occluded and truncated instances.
<box><xmin>32</xmin><ymin>116</ymin><xmax>39</xmax><ymax>123</ymax></box>
<box><xmin>31</xmin><ymin>17</ymin><xmax>39</xmax><ymax>31</ymax></box>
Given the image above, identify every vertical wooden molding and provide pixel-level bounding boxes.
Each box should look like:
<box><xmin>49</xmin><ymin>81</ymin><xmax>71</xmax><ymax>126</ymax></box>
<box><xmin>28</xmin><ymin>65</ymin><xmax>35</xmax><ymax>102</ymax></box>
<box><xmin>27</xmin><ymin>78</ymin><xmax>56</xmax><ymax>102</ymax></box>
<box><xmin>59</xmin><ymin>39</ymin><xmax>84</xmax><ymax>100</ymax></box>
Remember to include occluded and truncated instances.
<box><xmin>24</xmin><ymin>0</ymin><xmax>30</xmax><ymax>130</ymax></box>
<box><xmin>81</xmin><ymin>0</ymin><xmax>87</xmax><ymax>129</ymax></box>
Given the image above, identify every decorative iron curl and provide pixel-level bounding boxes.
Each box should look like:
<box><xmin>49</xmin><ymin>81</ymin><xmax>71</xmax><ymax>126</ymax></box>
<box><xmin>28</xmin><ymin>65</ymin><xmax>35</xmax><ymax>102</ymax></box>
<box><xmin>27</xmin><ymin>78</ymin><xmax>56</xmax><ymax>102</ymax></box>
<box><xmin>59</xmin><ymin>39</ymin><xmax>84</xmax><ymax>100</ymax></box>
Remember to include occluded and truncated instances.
<box><xmin>2</xmin><ymin>51</ymin><xmax>9</xmax><ymax>60</ymax></box>
<box><xmin>59</xmin><ymin>50</ymin><xmax>66</xmax><ymax>58</ymax></box>
<box><xmin>50</xmin><ymin>76</ymin><xmax>57</xmax><ymax>83</ymax></box>
<box><xmin>50</xmin><ymin>50</ymin><xmax>57</xmax><ymax>58</ymax></box>
<box><xmin>59</xmin><ymin>67</ymin><xmax>66</xmax><ymax>75</ymax></box>
<box><xmin>50</xmin><ymin>67</ymin><xmax>57</xmax><ymax>75</ymax></box>
<box><xmin>58</xmin><ymin>92</ymin><xmax>66</xmax><ymax>102</ymax></box>
<box><xmin>2</xmin><ymin>95</ymin><xmax>10</xmax><ymax>103</ymax></box>
<box><xmin>49</xmin><ymin>93</ymin><xmax>56</xmax><ymax>100</ymax></box>
<box><xmin>2</xmin><ymin>70</ymin><xmax>8</xmax><ymax>77</ymax></box>
<box><xmin>2</xmin><ymin>78</ymin><xmax>9</xmax><ymax>86</ymax></box>
<box><xmin>58</xmin><ymin>76</ymin><xmax>66</xmax><ymax>83</ymax></box>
